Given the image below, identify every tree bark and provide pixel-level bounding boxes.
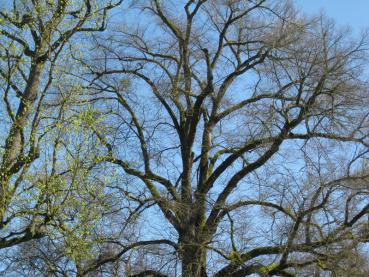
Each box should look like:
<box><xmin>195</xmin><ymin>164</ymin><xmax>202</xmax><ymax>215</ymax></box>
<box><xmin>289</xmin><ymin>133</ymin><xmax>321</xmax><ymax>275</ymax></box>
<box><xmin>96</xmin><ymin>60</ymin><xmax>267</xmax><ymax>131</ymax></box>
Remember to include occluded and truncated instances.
<box><xmin>0</xmin><ymin>61</ymin><xmax>44</xmax><ymax>218</ymax></box>
<box><xmin>179</xmin><ymin>226</ymin><xmax>208</xmax><ymax>277</ymax></box>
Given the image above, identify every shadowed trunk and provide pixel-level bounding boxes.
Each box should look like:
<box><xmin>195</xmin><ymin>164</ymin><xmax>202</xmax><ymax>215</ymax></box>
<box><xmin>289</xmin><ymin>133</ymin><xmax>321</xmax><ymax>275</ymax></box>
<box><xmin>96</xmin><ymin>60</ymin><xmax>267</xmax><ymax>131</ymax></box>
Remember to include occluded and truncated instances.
<box><xmin>179</xmin><ymin>226</ymin><xmax>208</xmax><ymax>277</ymax></box>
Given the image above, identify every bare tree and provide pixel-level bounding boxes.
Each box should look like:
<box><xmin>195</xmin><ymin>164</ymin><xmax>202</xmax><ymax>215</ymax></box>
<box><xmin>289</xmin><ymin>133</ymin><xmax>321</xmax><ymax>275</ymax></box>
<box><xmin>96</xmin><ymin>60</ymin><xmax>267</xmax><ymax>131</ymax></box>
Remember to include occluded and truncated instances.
<box><xmin>78</xmin><ymin>0</ymin><xmax>369</xmax><ymax>276</ymax></box>
<box><xmin>1</xmin><ymin>1</ymin><xmax>369</xmax><ymax>277</ymax></box>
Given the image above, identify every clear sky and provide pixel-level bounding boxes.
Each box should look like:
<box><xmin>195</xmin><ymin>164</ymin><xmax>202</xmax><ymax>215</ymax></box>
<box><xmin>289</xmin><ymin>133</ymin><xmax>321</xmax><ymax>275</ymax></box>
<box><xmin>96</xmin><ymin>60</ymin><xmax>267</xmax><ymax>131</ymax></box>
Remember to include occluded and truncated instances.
<box><xmin>295</xmin><ymin>0</ymin><xmax>369</xmax><ymax>32</ymax></box>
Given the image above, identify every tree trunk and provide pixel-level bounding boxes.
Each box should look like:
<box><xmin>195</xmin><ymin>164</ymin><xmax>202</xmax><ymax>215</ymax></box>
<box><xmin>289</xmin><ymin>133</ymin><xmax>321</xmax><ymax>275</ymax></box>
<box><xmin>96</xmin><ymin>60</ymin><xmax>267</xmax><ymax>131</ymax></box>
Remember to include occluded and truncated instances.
<box><xmin>2</xmin><ymin>62</ymin><xmax>44</xmax><ymax>167</ymax></box>
<box><xmin>179</xmin><ymin>227</ymin><xmax>207</xmax><ymax>277</ymax></box>
<box><xmin>0</xmin><ymin>61</ymin><xmax>44</xmax><ymax>219</ymax></box>
<box><xmin>181</xmin><ymin>245</ymin><xmax>207</xmax><ymax>277</ymax></box>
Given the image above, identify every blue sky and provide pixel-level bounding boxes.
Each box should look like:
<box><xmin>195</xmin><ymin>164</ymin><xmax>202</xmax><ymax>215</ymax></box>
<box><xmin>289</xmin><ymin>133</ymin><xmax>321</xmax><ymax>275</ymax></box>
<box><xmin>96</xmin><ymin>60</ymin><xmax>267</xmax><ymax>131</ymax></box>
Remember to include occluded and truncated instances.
<box><xmin>295</xmin><ymin>0</ymin><xmax>369</xmax><ymax>32</ymax></box>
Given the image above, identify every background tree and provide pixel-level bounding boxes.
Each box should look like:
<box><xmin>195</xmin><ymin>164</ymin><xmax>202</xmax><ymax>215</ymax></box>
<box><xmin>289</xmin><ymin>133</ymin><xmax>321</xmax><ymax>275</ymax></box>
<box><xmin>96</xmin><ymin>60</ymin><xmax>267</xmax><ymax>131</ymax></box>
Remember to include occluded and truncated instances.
<box><xmin>0</xmin><ymin>1</ymin><xmax>174</xmax><ymax>276</ymax></box>
<box><xmin>0</xmin><ymin>0</ymin><xmax>141</xmax><ymax>266</ymax></box>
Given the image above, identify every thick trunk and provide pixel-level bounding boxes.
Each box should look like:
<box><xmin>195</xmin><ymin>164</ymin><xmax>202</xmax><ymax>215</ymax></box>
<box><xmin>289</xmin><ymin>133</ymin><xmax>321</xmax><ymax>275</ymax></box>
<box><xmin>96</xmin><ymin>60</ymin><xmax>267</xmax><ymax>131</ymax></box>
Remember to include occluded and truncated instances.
<box><xmin>181</xmin><ymin>243</ymin><xmax>207</xmax><ymax>277</ymax></box>
<box><xmin>179</xmin><ymin>226</ymin><xmax>208</xmax><ymax>277</ymax></box>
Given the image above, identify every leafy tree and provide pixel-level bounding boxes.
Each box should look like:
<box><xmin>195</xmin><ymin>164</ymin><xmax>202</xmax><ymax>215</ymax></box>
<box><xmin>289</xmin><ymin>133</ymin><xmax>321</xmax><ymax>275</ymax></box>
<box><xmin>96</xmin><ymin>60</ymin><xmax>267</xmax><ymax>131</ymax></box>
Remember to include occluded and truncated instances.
<box><xmin>0</xmin><ymin>0</ymin><xmax>129</xmax><ymax>258</ymax></box>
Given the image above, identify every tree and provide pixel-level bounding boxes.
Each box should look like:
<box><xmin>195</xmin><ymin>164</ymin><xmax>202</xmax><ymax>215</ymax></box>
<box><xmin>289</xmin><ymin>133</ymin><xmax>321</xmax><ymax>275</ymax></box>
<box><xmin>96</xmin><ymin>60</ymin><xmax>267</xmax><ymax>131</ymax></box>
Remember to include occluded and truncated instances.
<box><xmin>0</xmin><ymin>0</ymin><xmax>131</xmax><ymax>255</ymax></box>
<box><xmin>2</xmin><ymin>1</ymin><xmax>369</xmax><ymax>277</ymax></box>
<box><xmin>78</xmin><ymin>0</ymin><xmax>369</xmax><ymax>276</ymax></box>
<box><xmin>0</xmin><ymin>2</ymin><xmax>172</xmax><ymax>275</ymax></box>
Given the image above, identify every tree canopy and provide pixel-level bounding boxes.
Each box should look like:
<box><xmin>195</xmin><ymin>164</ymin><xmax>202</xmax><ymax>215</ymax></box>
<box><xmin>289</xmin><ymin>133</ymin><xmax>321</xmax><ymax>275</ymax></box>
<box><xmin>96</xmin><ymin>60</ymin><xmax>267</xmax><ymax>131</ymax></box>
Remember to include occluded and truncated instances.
<box><xmin>1</xmin><ymin>1</ymin><xmax>369</xmax><ymax>276</ymax></box>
